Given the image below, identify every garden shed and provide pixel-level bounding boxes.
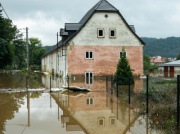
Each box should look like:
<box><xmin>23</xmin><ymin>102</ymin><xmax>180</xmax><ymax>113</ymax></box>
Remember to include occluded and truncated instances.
<box><xmin>158</xmin><ymin>60</ymin><xmax>180</xmax><ymax>78</ymax></box>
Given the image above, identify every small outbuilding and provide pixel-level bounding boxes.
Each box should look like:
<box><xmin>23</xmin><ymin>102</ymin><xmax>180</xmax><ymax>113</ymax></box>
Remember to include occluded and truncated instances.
<box><xmin>158</xmin><ymin>60</ymin><xmax>180</xmax><ymax>78</ymax></box>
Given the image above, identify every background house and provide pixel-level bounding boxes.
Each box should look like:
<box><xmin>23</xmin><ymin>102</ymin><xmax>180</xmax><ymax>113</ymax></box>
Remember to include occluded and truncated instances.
<box><xmin>150</xmin><ymin>56</ymin><xmax>166</xmax><ymax>66</ymax></box>
<box><xmin>158</xmin><ymin>60</ymin><xmax>180</xmax><ymax>78</ymax></box>
<box><xmin>41</xmin><ymin>0</ymin><xmax>145</xmax><ymax>90</ymax></box>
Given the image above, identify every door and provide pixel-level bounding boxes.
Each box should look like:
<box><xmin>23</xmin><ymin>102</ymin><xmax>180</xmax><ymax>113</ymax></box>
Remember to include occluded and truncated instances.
<box><xmin>164</xmin><ymin>66</ymin><xmax>168</xmax><ymax>78</ymax></box>
<box><xmin>170</xmin><ymin>66</ymin><xmax>174</xmax><ymax>78</ymax></box>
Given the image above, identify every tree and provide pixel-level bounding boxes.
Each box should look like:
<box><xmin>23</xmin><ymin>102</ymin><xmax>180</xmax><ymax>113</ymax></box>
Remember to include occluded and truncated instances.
<box><xmin>29</xmin><ymin>38</ymin><xmax>45</xmax><ymax>69</ymax></box>
<box><xmin>0</xmin><ymin>10</ymin><xmax>18</xmax><ymax>69</ymax></box>
<box><xmin>176</xmin><ymin>53</ymin><xmax>180</xmax><ymax>60</ymax></box>
<box><xmin>144</xmin><ymin>55</ymin><xmax>151</xmax><ymax>70</ymax></box>
<box><xmin>114</xmin><ymin>48</ymin><xmax>134</xmax><ymax>85</ymax></box>
<box><xmin>143</xmin><ymin>55</ymin><xmax>158</xmax><ymax>70</ymax></box>
<box><xmin>13</xmin><ymin>38</ymin><xmax>26</xmax><ymax>69</ymax></box>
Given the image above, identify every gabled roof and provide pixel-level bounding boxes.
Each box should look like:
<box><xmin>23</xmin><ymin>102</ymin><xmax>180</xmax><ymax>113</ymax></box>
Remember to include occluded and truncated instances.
<box><xmin>42</xmin><ymin>0</ymin><xmax>145</xmax><ymax>58</ymax></box>
<box><xmin>63</xmin><ymin>0</ymin><xmax>145</xmax><ymax>45</ymax></box>
<box><xmin>79</xmin><ymin>0</ymin><xmax>118</xmax><ymax>24</ymax></box>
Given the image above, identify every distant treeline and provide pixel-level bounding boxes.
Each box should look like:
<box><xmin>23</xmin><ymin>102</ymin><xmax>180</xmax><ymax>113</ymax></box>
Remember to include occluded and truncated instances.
<box><xmin>142</xmin><ymin>37</ymin><xmax>180</xmax><ymax>58</ymax></box>
<box><xmin>43</xmin><ymin>37</ymin><xmax>180</xmax><ymax>58</ymax></box>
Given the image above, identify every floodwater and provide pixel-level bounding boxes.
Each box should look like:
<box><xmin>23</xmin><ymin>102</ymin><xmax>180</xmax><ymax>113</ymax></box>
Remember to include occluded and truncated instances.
<box><xmin>0</xmin><ymin>72</ymin><xmax>179</xmax><ymax>134</ymax></box>
<box><xmin>0</xmin><ymin>92</ymin><xmax>155</xmax><ymax>134</ymax></box>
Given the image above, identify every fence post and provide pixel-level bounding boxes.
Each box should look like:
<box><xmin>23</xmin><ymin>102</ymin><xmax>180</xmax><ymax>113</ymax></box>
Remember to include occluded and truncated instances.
<box><xmin>50</xmin><ymin>76</ymin><xmax>52</xmax><ymax>93</ymax></box>
<box><xmin>128</xmin><ymin>76</ymin><xmax>131</xmax><ymax>104</ymax></box>
<box><xmin>106</xmin><ymin>76</ymin><xmax>108</xmax><ymax>92</ymax></box>
<box><xmin>177</xmin><ymin>75</ymin><xmax>180</xmax><ymax>129</ymax></box>
<box><xmin>146</xmin><ymin>75</ymin><xmax>149</xmax><ymax>114</ymax></box>
<box><xmin>111</xmin><ymin>76</ymin><xmax>113</xmax><ymax>94</ymax></box>
<box><xmin>111</xmin><ymin>75</ymin><xmax>113</xmax><ymax>89</ymax></box>
<box><xmin>116</xmin><ymin>77</ymin><xmax>118</xmax><ymax>97</ymax></box>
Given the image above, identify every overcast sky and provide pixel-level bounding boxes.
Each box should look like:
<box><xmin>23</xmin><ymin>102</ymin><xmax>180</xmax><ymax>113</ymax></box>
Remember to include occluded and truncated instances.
<box><xmin>1</xmin><ymin>0</ymin><xmax>180</xmax><ymax>46</ymax></box>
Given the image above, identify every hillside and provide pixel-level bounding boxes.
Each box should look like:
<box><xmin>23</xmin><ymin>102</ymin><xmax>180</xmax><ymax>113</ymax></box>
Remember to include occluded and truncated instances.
<box><xmin>43</xmin><ymin>37</ymin><xmax>180</xmax><ymax>58</ymax></box>
<box><xmin>142</xmin><ymin>37</ymin><xmax>180</xmax><ymax>58</ymax></box>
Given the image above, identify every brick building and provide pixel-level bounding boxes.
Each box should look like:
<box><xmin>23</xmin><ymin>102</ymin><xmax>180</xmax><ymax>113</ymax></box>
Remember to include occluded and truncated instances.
<box><xmin>41</xmin><ymin>0</ymin><xmax>145</xmax><ymax>90</ymax></box>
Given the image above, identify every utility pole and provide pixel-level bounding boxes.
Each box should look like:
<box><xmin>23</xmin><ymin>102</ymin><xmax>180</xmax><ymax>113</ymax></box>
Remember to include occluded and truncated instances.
<box><xmin>26</xmin><ymin>27</ymin><xmax>29</xmax><ymax>89</ymax></box>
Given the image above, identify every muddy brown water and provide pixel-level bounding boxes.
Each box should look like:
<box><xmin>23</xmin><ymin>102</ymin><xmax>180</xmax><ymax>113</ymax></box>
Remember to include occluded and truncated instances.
<box><xmin>0</xmin><ymin>72</ymin><xmax>178</xmax><ymax>134</ymax></box>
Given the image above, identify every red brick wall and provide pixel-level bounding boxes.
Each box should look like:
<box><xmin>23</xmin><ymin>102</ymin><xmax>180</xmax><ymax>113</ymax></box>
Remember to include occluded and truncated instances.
<box><xmin>68</xmin><ymin>45</ymin><xmax>143</xmax><ymax>76</ymax></box>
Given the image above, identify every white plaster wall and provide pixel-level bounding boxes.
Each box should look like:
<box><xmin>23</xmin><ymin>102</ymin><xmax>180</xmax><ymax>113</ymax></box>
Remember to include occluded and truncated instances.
<box><xmin>42</xmin><ymin>48</ymin><xmax>66</xmax><ymax>76</ymax></box>
<box><xmin>158</xmin><ymin>67</ymin><xmax>164</xmax><ymax>77</ymax></box>
<box><xmin>72</xmin><ymin>12</ymin><xmax>143</xmax><ymax>46</ymax></box>
<box><xmin>58</xmin><ymin>47</ymin><xmax>67</xmax><ymax>79</ymax></box>
<box><xmin>175</xmin><ymin>67</ymin><xmax>180</xmax><ymax>77</ymax></box>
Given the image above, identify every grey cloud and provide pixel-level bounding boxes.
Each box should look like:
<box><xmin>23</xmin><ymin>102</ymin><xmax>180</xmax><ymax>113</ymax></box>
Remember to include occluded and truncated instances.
<box><xmin>1</xmin><ymin>0</ymin><xmax>180</xmax><ymax>45</ymax></box>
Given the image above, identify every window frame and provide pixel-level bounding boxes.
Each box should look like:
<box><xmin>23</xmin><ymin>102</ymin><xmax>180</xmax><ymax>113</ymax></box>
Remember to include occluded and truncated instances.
<box><xmin>109</xmin><ymin>117</ymin><xmax>116</xmax><ymax>126</ymax></box>
<box><xmin>109</xmin><ymin>29</ymin><xmax>116</xmax><ymax>38</ymax></box>
<box><xmin>86</xmin><ymin>97</ymin><xmax>94</xmax><ymax>105</ymax></box>
<box><xmin>97</xmin><ymin>28</ymin><xmax>105</xmax><ymax>38</ymax></box>
<box><xmin>85</xmin><ymin>51</ymin><xmax>93</xmax><ymax>59</ymax></box>
<box><xmin>85</xmin><ymin>72</ymin><xmax>93</xmax><ymax>85</ymax></box>
<box><xmin>98</xmin><ymin>117</ymin><xmax>105</xmax><ymax>127</ymax></box>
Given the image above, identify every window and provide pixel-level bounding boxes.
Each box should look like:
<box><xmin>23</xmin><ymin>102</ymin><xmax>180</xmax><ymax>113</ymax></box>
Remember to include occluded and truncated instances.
<box><xmin>98</xmin><ymin>117</ymin><xmax>105</xmax><ymax>126</ymax></box>
<box><xmin>109</xmin><ymin>29</ymin><xmax>116</xmax><ymax>38</ymax></box>
<box><xmin>97</xmin><ymin>28</ymin><xmax>104</xmax><ymax>37</ymax></box>
<box><xmin>86</xmin><ymin>51</ymin><xmax>93</xmax><ymax>59</ymax></box>
<box><xmin>85</xmin><ymin>72</ymin><xmax>93</xmax><ymax>84</ymax></box>
<box><xmin>120</xmin><ymin>51</ymin><xmax>127</xmax><ymax>58</ymax></box>
<box><xmin>86</xmin><ymin>97</ymin><xmax>94</xmax><ymax>105</ymax></box>
<box><xmin>109</xmin><ymin>117</ymin><xmax>116</xmax><ymax>126</ymax></box>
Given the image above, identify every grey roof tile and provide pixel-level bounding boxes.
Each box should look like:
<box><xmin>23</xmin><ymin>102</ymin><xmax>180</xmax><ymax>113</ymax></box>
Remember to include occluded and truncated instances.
<box><xmin>159</xmin><ymin>60</ymin><xmax>180</xmax><ymax>67</ymax></box>
<box><xmin>65</xmin><ymin>23</ymin><xmax>82</xmax><ymax>31</ymax></box>
<box><xmin>79</xmin><ymin>0</ymin><xmax>118</xmax><ymax>24</ymax></box>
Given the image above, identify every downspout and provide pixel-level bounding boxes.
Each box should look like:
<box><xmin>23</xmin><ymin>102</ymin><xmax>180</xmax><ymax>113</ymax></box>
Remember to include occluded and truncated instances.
<box><xmin>56</xmin><ymin>32</ymin><xmax>58</xmax><ymax>77</ymax></box>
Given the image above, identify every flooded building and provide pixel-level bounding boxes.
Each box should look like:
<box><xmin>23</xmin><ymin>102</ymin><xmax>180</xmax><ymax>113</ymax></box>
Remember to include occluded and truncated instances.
<box><xmin>41</xmin><ymin>0</ymin><xmax>145</xmax><ymax>90</ymax></box>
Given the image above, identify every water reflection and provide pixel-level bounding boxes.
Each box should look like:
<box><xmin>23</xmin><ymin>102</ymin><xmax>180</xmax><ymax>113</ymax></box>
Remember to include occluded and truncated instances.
<box><xmin>0</xmin><ymin>71</ymin><xmax>44</xmax><ymax>90</ymax></box>
<box><xmin>0</xmin><ymin>92</ymin><xmax>26</xmax><ymax>133</ymax></box>
<box><xmin>41</xmin><ymin>74</ymin><xmax>145</xmax><ymax>93</ymax></box>
<box><xmin>52</xmin><ymin>92</ymin><xmax>151</xmax><ymax>134</ymax></box>
<box><xmin>42</xmin><ymin>74</ymin><xmax>64</xmax><ymax>90</ymax></box>
<box><xmin>0</xmin><ymin>91</ymin><xmax>178</xmax><ymax>134</ymax></box>
<box><xmin>1</xmin><ymin>72</ymin><xmax>178</xmax><ymax>133</ymax></box>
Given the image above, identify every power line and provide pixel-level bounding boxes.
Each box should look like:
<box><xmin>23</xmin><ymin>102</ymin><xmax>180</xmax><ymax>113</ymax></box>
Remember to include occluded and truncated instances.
<box><xmin>0</xmin><ymin>2</ymin><xmax>10</xmax><ymax>19</ymax></box>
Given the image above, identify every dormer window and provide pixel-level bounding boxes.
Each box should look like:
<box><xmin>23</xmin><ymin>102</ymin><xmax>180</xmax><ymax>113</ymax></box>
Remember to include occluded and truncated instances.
<box><xmin>109</xmin><ymin>29</ymin><xmax>116</xmax><ymax>38</ymax></box>
<box><xmin>97</xmin><ymin>28</ymin><xmax>104</xmax><ymax>38</ymax></box>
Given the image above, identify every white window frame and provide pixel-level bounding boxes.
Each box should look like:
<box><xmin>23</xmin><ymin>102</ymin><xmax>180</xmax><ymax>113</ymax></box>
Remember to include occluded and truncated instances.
<box><xmin>109</xmin><ymin>117</ymin><xmax>116</xmax><ymax>126</ymax></box>
<box><xmin>98</xmin><ymin>117</ymin><xmax>105</xmax><ymax>127</ymax></box>
<box><xmin>97</xmin><ymin>28</ymin><xmax>104</xmax><ymax>38</ymax></box>
<box><xmin>85</xmin><ymin>51</ymin><xmax>93</xmax><ymax>59</ymax></box>
<box><xmin>86</xmin><ymin>97</ymin><xmax>94</xmax><ymax>105</ymax></box>
<box><xmin>85</xmin><ymin>72</ymin><xmax>93</xmax><ymax>84</ymax></box>
<box><xmin>120</xmin><ymin>51</ymin><xmax>127</xmax><ymax>59</ymax></box>
<box><xmin>109</xmin><ymin>29</ymin><xmax>116</xmax><ymax>38</ymax></box>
